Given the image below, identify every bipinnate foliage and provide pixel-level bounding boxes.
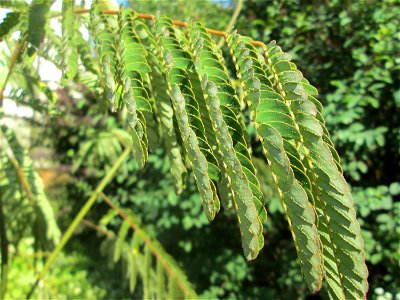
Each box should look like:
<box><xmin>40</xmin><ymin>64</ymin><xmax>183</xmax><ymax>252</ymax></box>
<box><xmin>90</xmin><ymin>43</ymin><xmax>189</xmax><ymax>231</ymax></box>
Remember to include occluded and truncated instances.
<box><xmin>0</xmin><ymin>1</ymin><xmax>369</xmax><ymax>299</ymax></box>
<box><xmin>95</xmin><ymin>207</ymin><xmax>197</xmax><ymax>299</ymax></box>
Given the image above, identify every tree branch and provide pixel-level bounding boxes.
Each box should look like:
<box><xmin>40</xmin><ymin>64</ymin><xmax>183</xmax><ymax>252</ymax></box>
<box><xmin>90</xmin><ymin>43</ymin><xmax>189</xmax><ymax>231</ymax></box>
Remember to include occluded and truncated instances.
<box><xmin>73</xmin><ymin>8</ymin><xmax>263</xmax><ymax>46</ymax></box>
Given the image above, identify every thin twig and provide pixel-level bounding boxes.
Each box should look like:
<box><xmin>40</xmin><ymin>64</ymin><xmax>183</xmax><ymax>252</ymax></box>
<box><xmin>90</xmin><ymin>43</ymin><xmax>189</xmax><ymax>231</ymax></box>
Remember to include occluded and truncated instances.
<box><xmin>0</xmin><ymin>36</ymin><xmax>26</xmax><ymax>106</ymax></box>
<box><xmin>73</xmin><ymin>8</ymin><xmax>262</xmax><ymax>45</ymax></box>
<box><xmin>81</xmin><ymin>219</ymin><xmax>112</xmax><ymax>237</ymax></box>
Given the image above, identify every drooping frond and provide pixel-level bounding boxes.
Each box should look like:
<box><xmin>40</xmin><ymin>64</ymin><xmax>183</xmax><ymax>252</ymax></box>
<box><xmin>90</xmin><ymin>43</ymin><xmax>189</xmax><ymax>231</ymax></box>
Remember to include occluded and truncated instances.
<box><xmin>226</xmin><ymin>32</ymin><xmax>324</xmax><ymax>292</ymax></box>
<box><xmin>133</xmin><ymin>17</ymin><xmax>187</xmax><ymax>194</ymax></box>
<box><xmin>90</xmin><ymin>4</ymin><xmax>160</xmax><ymax>167</ymax></box>
<box><xmin>154</xmin><ymin>16</ymin><xmax>221</xmax><ymax>221</ymax></box>
<box><xmin>226</xmin><ymin>32</ymin><xmax>368</xmax><ymax>298</ymax></box>
<box><xmin>142</xmin><ymin>15</ymin><xmax>265</xmax><ymax>259</ymax></box>
<box><xmin>61</xmin><ymin>0</ymin><xmax>78</xmax><ymax>83</ymax></box>
<box><xmin>0</xmin><ymin>11</ymin><xmax>21</xmax><ymax>40</ymax></box>
<box><xmin>26</xmin><ymin>0</ymin><xmax>52</xmax><ymax>55</ymax></box>
<box><xmin>187</xmin><ymin>22</ymin><xmax>266</xmax><ymax>258</ymax></box>
<box><xmin>260</xmin><ymin>41</ymin><xmax>368</xmax><ymax>299</ymax></box>
<box><xmin>93</xmin><ymin>198</ymin><xmax>197</xmax><ymax>299</ymax></box>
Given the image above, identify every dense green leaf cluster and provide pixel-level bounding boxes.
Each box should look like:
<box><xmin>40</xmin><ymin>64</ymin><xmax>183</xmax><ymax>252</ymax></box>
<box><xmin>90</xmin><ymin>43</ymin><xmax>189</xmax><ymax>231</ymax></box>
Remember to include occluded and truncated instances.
<box><xmin>2</xmin><ymin>0</ymin><xmax>397</xmax><ymax>299</ymax></box>
<box><xmin>51</xmin><ymin>3</ymin><xmax>368</xmax><ymax>297</ymax></box>
<box><xmin>236</xmin><ymin>1</ymin><xmax>399</xmax><ymax>297</ymax></box>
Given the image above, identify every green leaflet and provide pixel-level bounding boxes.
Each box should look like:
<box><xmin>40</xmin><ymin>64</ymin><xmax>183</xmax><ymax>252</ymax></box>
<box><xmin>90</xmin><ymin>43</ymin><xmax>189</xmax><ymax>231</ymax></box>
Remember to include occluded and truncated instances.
<box><xmin>301</xmin><ymin>126</ymin><xmax>368</xmax><ymax>300</ymax></box>
<box><xmin>150</xmin><ymin>75</ymin><xmax>188</xmax><ymax>194</ymax></box>
<box><xmin>262</xmin><ymin>41</ymin><xmax>369</xmax><ymax>299</ymax></box>
<box><xmin>114</xmin><ymin>220</ymin><xmax>130</xmax><ymax>262</ymax></box>
<box><xmin>257</xmin><ymin>124</ymin><xmax>324</xmax><ymax>292</ymax></box>
<box><xmin>122</xmin><ymin>74</ymin><xmax>146</xmax><ymax>167</ymax></box>
<box><xmin>27</xmin><ymin>0</ymin><xmax>52</xmax><ymax>56</ymax></box>
<box><xmin>61</xmin><ymin>0</ymin><xmax>78</xmax><ymax>83</ymax></box>
<box><xmin>147</xmin><ymin>233</ymin><xmax>197</xmax><ymax>299</ymax></box>
<box><xmin>0</xmin><ymin>11</ymin><xmax>21</xmax><ymax>40</ymax></box>
<box><xmin>204</xmin><ymin>81</ymin><xmax>261</xmax><ymax>261</ymax></box>
<box><xmin>134</xmin><ymin>16</ymin><xmax>187</xmax><ymax>194</ymax></box>
<box><xmin>264</xmin><ymin>41</ymin><xmax>342</xmax><ymax>172</ymax></box>
<box><xmin>88</xmin><ymin>2</ymin><xmax>110</xmax><ymax>112</ymax></box>
<box><xmin>129</xmin><ymin>233</ymin><xmax>141</xmax><ymax>292</ymax></box>
<box><xmin>92</xmin><ymin>5</ymin><xmax>164</xmax><ymax>167</ymax></box>
<box><xmin>154</xmin><ymin>16</ymin><xmax>220</xmax><ymax>221</ymax></box>
<box><xmin>188</xmin><ymin>22</ymin><xmax>266</xmax><ymax>254</ymax></box>
<box><xmin>99</xmin><ymin>209</ymin><xmax>118</xmax><ymax>227</ymax></box>
<box><xmin>120</xmin><ymin>8</ymin><xmax>159</xmax><ymax>161</ymax></box>
<box><xmin>168</xmin><ymin>278</ymin><xmax>185</xmax><ymax>300</ymax></box>
<box><xmin>143</xmin><ymin>246</ymin><xmax>152</xmax><ymax>300</ymax></box>
<box><xmin>75</xmin><ymin>29</ymin><xmax>98</xmax><ymax>75</ymax></box>
<box><xmin>227</xmin><ymin>32</ymin><xmax>324</xmax><ymax>292</ymax></box>
<box><xmin>156</xmin><ymin>260</ymin><xmax>166</xmax><ymax>300</ymax></box>
<box><xmin>169</xmin><ymin>82</ymin><xmax>219</xmax><ymax>221</ymax></box>
<box><xmin>101</xmin><ymin>55</ymin><xmax>116</xmax><ymax>112</ymax></box>
<box><xmin>185</xmin><ymin>23</ymin><xmax>235</xmax><ymax>211</ymax></box>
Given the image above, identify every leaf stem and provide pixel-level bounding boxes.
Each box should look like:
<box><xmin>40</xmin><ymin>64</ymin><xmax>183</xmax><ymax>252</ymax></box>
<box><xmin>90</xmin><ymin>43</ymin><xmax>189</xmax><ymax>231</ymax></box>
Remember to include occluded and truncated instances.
<box><xmin>0</xmin><ymin>36</ymin><xmax>26</xmax><ymax>106</ymax></box>
<box><xmin>73</xmin><ymin>8</ymin><xmax>263</xmax><ymax>46</ymax></box>
<box><xmin>81</xmin><ymin>219</ymin><xmax>113</xmax><ymax>237</ymax></box>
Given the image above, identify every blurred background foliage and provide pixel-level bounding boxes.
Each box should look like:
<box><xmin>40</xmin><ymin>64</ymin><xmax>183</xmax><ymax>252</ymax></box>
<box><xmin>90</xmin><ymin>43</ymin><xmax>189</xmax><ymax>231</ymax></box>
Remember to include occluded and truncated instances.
<box><xmin>2</xmin><ymin>0</ymin><xmax>399</xmax><ymax>299</ymax></box>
